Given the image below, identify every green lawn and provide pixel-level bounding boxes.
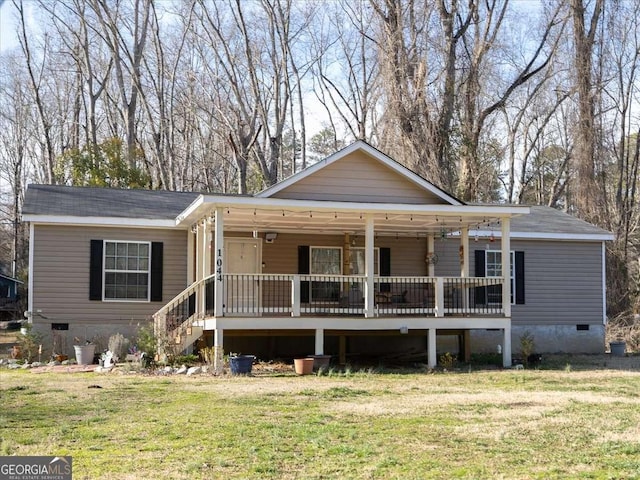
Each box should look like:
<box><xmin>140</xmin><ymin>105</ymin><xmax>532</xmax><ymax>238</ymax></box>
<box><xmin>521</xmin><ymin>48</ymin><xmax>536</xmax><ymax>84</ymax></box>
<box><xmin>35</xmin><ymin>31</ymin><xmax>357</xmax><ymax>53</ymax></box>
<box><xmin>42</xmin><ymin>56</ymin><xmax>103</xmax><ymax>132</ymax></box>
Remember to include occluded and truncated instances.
<box><xmin>1</xmin><ymin>365</ymin><xmax>639</xmax><ymax>479</ymax></box>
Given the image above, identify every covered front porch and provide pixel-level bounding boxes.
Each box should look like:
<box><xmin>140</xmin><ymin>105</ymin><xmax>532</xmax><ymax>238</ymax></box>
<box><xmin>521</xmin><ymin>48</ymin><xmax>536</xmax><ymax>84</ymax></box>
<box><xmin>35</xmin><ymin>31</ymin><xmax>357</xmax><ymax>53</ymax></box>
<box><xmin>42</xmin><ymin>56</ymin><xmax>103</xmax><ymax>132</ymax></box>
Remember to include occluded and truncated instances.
<box><xmin>154</xmin><ymin>195</ymin><xmax>528</xmax><ymax>369</ymax></box>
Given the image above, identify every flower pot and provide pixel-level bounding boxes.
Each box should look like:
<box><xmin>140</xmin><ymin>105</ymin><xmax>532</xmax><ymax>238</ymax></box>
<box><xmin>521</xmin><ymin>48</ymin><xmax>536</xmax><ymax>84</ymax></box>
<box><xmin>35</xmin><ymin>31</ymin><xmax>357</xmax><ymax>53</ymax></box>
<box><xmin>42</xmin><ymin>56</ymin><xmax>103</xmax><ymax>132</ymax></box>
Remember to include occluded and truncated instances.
<box><xmin>294</xmin><ymin>358</ymin><xmax>314</xmax><ymax>375</ymax></box>
<box><xmin>10</xmin><ymin>345</ymin><xmax>22</xmax><ymax>359</ymax></box>
<box><xmin>610</xmin><ymin>341</ymin><xmax>626</xmax><ymax>357</ymax></box>
<box><xmin>74</xmin><ymin>344</ymin><xmax>96</xmax><ymax>365</ymax></box>
<box><xmin>307</xmin><ymin>354</ymin><xmax>331</xmax><ymax>372</ymax></box>
<box><xmin>229</xmin><ymin>355</ymin><xmax>254</xmax><ymax>375</ymax></box>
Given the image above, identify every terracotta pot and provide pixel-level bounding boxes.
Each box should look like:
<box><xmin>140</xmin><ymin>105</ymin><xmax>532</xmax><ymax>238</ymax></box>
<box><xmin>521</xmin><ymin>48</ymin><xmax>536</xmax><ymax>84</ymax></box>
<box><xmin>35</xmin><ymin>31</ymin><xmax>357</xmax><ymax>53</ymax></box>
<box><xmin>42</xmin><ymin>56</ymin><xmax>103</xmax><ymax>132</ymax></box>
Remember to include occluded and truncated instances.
<box><xmin>294</xmin><ymin>358</ymin><xmax>314</xmax><ymax>375</ymax></box>
<box><xmin>11</xmin><ymin>345</ymin><xmax>22</xmax><ymax>359</ymax></box>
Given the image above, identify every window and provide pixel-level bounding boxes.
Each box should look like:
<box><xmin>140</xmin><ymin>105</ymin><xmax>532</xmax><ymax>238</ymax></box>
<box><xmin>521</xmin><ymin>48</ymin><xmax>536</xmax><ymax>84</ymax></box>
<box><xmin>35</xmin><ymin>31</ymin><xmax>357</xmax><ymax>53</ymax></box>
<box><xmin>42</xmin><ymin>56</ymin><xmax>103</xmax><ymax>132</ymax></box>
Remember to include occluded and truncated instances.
<box><xmin>310</xmin><ymin>247</ymin><xmax>342</xmax><ymax>275</ymax></box>
<box><xmin>103</xmin><ymin>241</ymin><xmax>150</xmax><ymax>301</ymax></box>
<box><xmin>485</xmin><ymin>250</ymin><xmax>515</xmax><ymax>304</ymax></box>
<box><xmin>349</xmin><ymin>248</ymin><xmax>379</xmax><ymax>275</ymax></box>
<box><xmin>309</xmin><ymin>247</ymin><xmax>342</xmax><ymax>302</ymax></box>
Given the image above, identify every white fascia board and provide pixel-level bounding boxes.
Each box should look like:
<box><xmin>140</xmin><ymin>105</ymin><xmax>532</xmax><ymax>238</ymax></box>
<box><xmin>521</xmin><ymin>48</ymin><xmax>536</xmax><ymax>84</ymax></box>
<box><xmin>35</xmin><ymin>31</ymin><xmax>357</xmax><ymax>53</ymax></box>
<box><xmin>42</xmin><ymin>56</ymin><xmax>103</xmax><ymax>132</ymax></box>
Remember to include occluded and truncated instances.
<box><xmin>175</xmin><ymin>194</ymin><xmax>206</xmax><ymax>224</ymax></box>
<box><xmin>469</xmin><ymin>229</ymin><xmax>614</xmax><ymax>242</ymax></box>
<box><xmin>175</xmin><ymin>195</ymin><xmax>529</xmax><ymax>225</ymax></box>
<box><xmin>23</xmin><ymin>214</ymin><xmax>179</xmax><ymax>229</ymax></box>
<box><xmin>256</xmin><ymin>141</ymin><xmax>463</xmax><ymax>206</ymax></box>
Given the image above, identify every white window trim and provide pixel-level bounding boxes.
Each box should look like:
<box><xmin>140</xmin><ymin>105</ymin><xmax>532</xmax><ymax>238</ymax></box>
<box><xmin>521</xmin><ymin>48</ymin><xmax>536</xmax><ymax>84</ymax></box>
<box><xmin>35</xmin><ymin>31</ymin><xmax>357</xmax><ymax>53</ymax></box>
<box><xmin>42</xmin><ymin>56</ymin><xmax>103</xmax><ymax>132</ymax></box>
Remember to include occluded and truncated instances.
<box><xmin>102</xmin><ymin>240</ymin><xmax>151</xmax><ymax>303</ymax></box>
<box><xmin>485</xmin><ymin>250</ymin><xmax>515</xmax><ymax>305</ymax></box>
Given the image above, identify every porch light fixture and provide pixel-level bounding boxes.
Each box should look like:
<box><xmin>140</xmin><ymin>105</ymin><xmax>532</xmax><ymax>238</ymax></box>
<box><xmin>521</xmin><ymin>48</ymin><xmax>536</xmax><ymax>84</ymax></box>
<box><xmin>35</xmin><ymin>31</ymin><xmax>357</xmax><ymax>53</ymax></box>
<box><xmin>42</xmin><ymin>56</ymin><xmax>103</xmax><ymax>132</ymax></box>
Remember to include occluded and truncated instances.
<box><xmin>265</xmin><ymin>232</ymin><xmax>278</xmax><ymax>243</ymax></box>
<box><xmin>400</xmin><ymin>326</ymin><xmax>409</xmax><ymax>334</ymax></box>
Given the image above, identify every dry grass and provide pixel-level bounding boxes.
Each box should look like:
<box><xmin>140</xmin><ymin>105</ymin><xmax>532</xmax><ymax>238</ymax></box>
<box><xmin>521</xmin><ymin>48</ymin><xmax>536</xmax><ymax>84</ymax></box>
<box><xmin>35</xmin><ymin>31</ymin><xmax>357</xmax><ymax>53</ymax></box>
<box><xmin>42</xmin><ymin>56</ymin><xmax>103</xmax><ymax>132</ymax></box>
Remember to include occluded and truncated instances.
<box><xmin>1</xmin><ymin>364</ymin><xmax>640</xmax><ymax>479</ymax></box>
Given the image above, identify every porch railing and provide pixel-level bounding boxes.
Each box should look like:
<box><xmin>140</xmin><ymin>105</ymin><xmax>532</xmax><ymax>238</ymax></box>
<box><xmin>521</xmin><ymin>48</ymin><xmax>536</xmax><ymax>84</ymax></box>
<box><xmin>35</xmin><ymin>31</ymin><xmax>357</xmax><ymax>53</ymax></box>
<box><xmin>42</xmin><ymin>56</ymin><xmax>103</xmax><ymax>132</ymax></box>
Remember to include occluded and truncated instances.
<box><xmin>154</xmin><ymin>274</ymin><xmax>506</xmax><ymax>335</ymax></box>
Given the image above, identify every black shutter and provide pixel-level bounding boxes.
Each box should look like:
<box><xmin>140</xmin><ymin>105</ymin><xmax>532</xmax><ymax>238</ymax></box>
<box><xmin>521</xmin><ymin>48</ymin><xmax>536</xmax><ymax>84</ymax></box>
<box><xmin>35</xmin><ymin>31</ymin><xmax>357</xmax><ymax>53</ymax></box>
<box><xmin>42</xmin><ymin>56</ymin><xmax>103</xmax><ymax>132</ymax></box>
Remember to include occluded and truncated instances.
<box><xmin>150</xmin><ymin>242</ymin><xmax>163</xmax><ymax>302</ymax></box>
<box><xmin>298</xmin><ymin>246</ymin><xmax>310</xmax><ymax>303</ymax></box>
<box><xmin>474</xmin><ymin>249</ymin><xmax>486</xmax><ymax>305</ymax></box>
<box><xmin>515</xmin><ymin>251</ymin><xmax>525</xmax><ymax>304</ymax></box>
<box><xmin>380</xmin><ymin>247</ymin><xmax>391</xmax><ymax>292</ymax></box>
<box><xmin>89</xmin><ymin>240</ymin><xmax>103</xmax><ymax>300</ymax></box>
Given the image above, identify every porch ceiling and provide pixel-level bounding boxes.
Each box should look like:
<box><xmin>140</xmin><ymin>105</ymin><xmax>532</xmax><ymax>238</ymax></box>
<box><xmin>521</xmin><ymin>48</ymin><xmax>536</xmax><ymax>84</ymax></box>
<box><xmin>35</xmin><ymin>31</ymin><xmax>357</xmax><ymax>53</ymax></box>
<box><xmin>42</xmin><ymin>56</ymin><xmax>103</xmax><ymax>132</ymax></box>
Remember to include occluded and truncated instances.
<box><xmin>177</xmin><ymin>196</ymin><xmax>530</xmax><ymax>235</ymax></box>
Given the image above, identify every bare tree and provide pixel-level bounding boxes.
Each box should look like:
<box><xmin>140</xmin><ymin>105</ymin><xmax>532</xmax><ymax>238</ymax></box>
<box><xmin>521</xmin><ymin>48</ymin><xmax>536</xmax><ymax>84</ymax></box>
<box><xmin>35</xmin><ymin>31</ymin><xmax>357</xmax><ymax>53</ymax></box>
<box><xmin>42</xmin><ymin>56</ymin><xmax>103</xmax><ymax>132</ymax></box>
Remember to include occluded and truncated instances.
<box><xmin>569</xmin><ymin>0</ymin><xmax>604</xmax><ymax>222</ymax></box>
<box><xmin>90</xmin><ymin>0</ymin><xmax>151</xmax><ymax>170</ymax></box>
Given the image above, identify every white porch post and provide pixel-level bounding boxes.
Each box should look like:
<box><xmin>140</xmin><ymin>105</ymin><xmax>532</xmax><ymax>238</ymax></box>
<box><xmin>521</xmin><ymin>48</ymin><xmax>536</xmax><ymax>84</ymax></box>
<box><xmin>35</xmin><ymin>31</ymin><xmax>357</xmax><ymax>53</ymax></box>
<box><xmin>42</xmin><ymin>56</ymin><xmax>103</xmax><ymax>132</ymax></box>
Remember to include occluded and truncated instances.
<box><xmin>214</xmin><ymin>207</ymin><xmax>224</xmax><ymax>317</ymax></box>
<box><xmin>195</xmin><ymin>222</ymin><xmax>203</xmax><ymax>281</ymax></box>
<box><xmin>292</xmin><ymin>275</ymin><xmax>301</xmax><ymax>317</ymax></box>
<box><xmin>501</xmin><ymin>217</ymin><xmax>512</xmax><ymax>368</ymax></box>
<box><xmin>200</xmin><ymin>221</ymin><xmax>210</xmax><ymax>314</ymax></box>
<box><xmin>364</xmin><ymin>214</ymin><xmax>375</xmax><ymax>318</ymax></box>
<box><xmin>427</xmin><ymin>328</ymin><xmax>437</xmax><ymax>368</ymax></box>
<box><xmin>460</xmin><ymin>227</ymin><xmax>470</xmax><ymax>311</ymax></box>
<box><xmin>187</xmin><ymin>229</ymin><xmax>195</xmax><ymax>285</ymax></box>
<box><xmin>427</xmin><ymin>235</ymin><xmax>435</xmax><ymax>277</ymax></box>
<box><xmin>460</xmin><ymin>227</ymin><xmax>469</xmax><ymax>277</ymax></box>
<box><xmin>315</xmin><ymin>328</ymin><xmax>324</xmax><ymax>355</ymax></box>
<box><xmin>501</xmin><ymin>217</ymin><xmax>511</xmax><ymax>318</ymax></box>
<box><xmin>214</xmin><ymin>329</ymin><xmax>224</xmax><ymax>374</ymax></box>
<box><xmin>503</xmin><ymin>325</ymin><xmax>512</xmax><ymax>367</ymax></box>
<box><xmin>434</xmin><ymin>277</ymin><xmax>445</xmax><ymax>317</ymax></box>
<box><xmin>204</xmin><ymin>220</ymin><xmax>212</xmax><ymax>278</ymax></box>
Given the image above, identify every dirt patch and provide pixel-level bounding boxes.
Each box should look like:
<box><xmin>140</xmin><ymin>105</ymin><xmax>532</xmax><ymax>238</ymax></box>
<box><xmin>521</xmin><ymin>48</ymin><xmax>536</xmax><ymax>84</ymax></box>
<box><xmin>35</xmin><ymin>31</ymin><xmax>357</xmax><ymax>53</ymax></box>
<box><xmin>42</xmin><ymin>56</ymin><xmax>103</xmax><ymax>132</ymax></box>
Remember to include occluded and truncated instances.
<box><xmin>30</xmin><ymin>364</ymin><xmax>97</xmax><ymax>374</ymax></box>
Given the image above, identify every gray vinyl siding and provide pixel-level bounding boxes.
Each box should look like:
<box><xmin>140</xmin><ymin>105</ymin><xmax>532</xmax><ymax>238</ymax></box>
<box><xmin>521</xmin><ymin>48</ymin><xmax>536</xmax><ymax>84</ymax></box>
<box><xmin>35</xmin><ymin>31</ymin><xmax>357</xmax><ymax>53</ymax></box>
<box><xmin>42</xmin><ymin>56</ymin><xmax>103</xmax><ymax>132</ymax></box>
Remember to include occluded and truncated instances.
<box><xmin>454</xmin><ymin>239</ymin><xmax>603</xmax><ymax>326</ymax></box>
<box><xmin>271</xmin><ymin>151</ymin><xmax>447</xmax><ymax>204</ymax></box>
<box><xmin>420</xmin><ymin>238</ymin><xmax>604</xmax><ymax>326</ymax></box>
<box><xmin>259</xmin><ymin>233</ymin><xmax>431</xmax><ymax>276</ymax></box>
<box><xmin>32</xmin><ymin>224</ymin><xmax>188</xmax><ymax>326</ymax></box>
<box><xmin>507</xmin><ymin>240</ymin><xmax>603</xmax><ymax>326</ymax></box>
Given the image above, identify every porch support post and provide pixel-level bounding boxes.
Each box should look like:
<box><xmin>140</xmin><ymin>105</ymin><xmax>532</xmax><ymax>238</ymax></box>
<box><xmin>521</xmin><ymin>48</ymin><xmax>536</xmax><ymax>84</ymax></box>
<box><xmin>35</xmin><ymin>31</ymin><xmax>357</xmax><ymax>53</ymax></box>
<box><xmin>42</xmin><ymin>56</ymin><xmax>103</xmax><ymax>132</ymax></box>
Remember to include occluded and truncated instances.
<box><xmin>501</xmin><ymin>217</ymin><xmax>511</xmax><ymax>318</ymax></box>
<box><xmin>195</xmin><ymin>222</ymin><xmax>203</xmax><ymax>281</ymax></box>
<box><xmin>434</xmin><ymin>277</ymin><xmax>445</xmax><ymax>317</ymax></box>
<box><xmin>204</xmin><ymin>219</ymin><xmax>212</xmax><ymax>278</ymax></box>
<box><xmin>460</xmin><ymin>227</ymin><xmax>470</xmax><ymax>311</ymax></box>
<box><xmin>292</xmin><ymin>275</ymin><xmax>301</xmax><ymax>317</ymax></box>
<box><xmin>427</xmin><ymin>328</ymin><xmax>437</xmax><ymax>368</ymax></box>
<box><xmin>187</xmin><ymin>229</ymin><xmax>195</xmax><ymax>285</ymax></box>
<box><xmin>503</xmin><ymin>325</ymin><xmax>512</xmax><ymax>367</ymax></box>
<box><xmin>364</xmin><ymin>214</ymin><xmax>375</xmax><ymax>318</ymax></box>
<box><xmin>315</xmin><ymin>328</ymin><xmax>324</xmax><ymax>355</ymax></box>
<box><xmin>214</xmin><ymin>329</ymin><xmax>224</xmax><ymax>374</ymax></box>
<box><xmin>200</xmin><ymin>220</ymin><xmax>211</xmax><ymax>315</ymax></box>
<box><xmin>460</xmin><ymin>227</ymin><xmax>469</xmax><ymax>277</ymax></box>
<box><xmin>427</xmin><ymin>235</ymin><xmax>435</xmax><ymax>277</ymax></box>
<box><xmin>214</xmin><ymin>207</ymin><xmax>224</xmax><ymax>318</ymax></box>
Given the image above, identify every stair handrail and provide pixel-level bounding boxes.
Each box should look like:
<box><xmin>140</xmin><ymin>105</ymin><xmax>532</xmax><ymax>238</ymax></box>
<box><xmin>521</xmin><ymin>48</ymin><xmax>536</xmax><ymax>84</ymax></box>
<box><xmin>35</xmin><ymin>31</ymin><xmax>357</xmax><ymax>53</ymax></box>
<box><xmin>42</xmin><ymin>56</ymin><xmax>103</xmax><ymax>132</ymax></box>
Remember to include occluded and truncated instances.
<box><xmin>153</xmin><ymin>273</ymin><xmax>217</xmax><ymax>336</ymax></box>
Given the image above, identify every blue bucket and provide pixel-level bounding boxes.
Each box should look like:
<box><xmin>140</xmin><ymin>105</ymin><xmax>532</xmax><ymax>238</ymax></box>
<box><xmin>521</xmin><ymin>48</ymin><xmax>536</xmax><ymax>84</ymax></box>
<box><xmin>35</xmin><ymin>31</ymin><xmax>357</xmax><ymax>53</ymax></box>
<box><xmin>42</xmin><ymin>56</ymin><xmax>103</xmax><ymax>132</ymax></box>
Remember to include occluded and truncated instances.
<box><xmin>229</xmin><ymin>355</ymin><xmax>255</xmax><ymax>374</ymax></box>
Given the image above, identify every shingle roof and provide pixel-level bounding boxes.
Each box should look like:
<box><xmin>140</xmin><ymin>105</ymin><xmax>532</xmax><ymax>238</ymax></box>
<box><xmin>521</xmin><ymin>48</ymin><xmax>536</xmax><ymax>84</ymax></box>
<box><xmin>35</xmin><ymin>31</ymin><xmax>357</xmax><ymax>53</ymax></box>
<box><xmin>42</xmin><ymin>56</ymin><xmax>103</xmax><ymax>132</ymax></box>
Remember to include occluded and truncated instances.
<box><xmin>510</xmin><ymin>205</ymin><xmax>612</xmax><ymax>237</ymax></box>
<box><xmin>23</xmin><ymin>185</ymin><xmax>611</xmax><ymax>238</ymax></box>
<box><xmin>23</xmin><ymin>184</ymin><xmax>199</xmax><ymax>220</ymax></box>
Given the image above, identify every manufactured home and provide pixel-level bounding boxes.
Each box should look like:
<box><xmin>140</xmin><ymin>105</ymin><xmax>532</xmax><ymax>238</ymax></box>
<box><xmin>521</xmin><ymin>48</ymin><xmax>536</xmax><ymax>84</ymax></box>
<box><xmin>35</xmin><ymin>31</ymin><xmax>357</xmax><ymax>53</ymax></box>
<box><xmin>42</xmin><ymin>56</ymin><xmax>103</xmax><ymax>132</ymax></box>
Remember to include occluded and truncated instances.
<box><xmin>22</xmin><ymin>141</ymin><xmax>613</xmax><ymax>367</ymax></box>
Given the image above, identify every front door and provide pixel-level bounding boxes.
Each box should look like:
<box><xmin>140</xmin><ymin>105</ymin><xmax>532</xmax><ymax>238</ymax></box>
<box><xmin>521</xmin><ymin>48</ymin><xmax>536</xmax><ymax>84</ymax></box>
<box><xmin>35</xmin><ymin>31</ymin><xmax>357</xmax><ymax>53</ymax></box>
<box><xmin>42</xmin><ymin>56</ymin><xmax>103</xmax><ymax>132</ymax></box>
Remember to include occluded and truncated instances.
<box><xmin>225</xmin><ymin>238</ymin><xmax>261</xmax><ymax>313</ymax></box>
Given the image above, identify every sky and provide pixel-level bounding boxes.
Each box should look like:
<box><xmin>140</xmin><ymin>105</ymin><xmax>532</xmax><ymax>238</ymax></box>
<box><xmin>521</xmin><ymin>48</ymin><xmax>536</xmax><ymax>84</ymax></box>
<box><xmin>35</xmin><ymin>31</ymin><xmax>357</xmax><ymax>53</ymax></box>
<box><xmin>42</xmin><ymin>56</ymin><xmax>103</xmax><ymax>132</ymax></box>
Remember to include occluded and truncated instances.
<box><xmin>0</xmin><ymin>0</ymin><xmax>21</xmax><ymax>53</ymax></box>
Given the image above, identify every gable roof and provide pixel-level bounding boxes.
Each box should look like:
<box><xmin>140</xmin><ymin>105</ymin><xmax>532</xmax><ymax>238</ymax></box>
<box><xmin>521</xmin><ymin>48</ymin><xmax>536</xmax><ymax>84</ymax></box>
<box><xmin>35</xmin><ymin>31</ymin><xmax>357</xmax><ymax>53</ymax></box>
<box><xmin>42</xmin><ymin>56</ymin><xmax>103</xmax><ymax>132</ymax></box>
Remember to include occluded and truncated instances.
<box><xmin>23</xmin><ymin>184</ymin><xmax>199</xmax><ymax>220</ymax></box>
<box><xmin>257</xmin><ymin>140</ymin><xmax>464</xmax><ymax>206</ymax></box>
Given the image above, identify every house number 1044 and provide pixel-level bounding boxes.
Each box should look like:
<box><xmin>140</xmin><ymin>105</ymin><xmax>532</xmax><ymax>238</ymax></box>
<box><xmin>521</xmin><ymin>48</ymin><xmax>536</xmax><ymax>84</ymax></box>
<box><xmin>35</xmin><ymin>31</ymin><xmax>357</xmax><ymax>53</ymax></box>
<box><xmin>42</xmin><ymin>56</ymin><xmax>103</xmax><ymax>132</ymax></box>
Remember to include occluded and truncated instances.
<box><xmin>216</xmin><ymin>249</ymin><xmax>223</xmax><ymax>281</ymax></box>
